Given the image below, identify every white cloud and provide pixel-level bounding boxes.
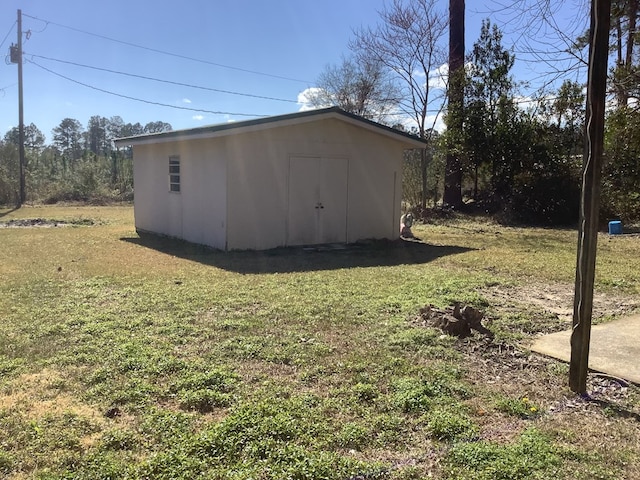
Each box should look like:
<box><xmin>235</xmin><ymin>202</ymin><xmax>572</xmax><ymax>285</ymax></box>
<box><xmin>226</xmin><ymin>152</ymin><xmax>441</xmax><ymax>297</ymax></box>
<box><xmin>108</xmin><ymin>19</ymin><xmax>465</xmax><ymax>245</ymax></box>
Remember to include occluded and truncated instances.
<box><xmin>192</xmin><ymin>115</ymin><xmax>204</xmax><ymax>121</ymax></box>
<box><xmin>411</xmin><ymin>64</ymin><xmax>448</xmax><ymax>89</ymax></box>
<box><xmin>391</xmin><ymin>110</ymin><xmax>446</xmax><ymax>134</ymax></box>
<box><xmin>428</xmin><ymin>64</ymin><xmax>449</xmax><ymax>90</ymax></box>
<box><xmin>183</xmin><ymin>98</ymin><xmax>192</xmax><ymax>104</ymax></box>
<box><xmin>429</xmin><ymin>112</ymin><xmax>446</xmax><ymax>132</ymax></box>
<box><xmin>514</xmin><ymin>95</ymin><xmax>537</xmax><ymax>110</ymax></box>
<box><xmin>297</xmin><ymin>87</ymin><xmax>327</xmax><ymax>111</ymax></box>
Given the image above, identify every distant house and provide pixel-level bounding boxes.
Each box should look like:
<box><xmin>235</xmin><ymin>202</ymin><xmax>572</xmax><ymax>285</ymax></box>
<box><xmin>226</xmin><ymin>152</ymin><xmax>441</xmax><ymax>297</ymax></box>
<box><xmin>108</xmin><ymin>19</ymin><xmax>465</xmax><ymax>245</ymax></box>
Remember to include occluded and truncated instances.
<box><xmin>114</xmin><ymin>107</ymin><xmax>426</xmax><ymax>251</ymax></box>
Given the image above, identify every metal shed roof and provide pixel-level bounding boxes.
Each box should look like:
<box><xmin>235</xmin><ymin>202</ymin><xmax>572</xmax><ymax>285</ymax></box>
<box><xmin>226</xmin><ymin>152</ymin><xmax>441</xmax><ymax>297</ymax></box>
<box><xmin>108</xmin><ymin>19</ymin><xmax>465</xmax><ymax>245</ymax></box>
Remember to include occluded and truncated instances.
<box><xmin>114</xmin><ymin>107</ymin><xmax>427</xmax><ymax>148</ymax></box>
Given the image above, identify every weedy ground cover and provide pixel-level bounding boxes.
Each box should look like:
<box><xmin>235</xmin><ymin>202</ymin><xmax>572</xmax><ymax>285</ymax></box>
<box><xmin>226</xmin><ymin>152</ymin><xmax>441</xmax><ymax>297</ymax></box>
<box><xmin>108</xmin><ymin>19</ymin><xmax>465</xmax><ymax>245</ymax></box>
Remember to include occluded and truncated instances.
<box><xmin>1</xmin><ymin>205</ymin><xmax>639</xmax><ymax>479</ymax></box>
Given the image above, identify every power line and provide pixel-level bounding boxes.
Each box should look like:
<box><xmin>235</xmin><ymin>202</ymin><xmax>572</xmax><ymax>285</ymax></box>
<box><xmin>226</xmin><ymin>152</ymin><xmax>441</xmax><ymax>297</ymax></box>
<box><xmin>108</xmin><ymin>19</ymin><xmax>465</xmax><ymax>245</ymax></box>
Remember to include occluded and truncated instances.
<box><xmin>28</xmin><ymin>60</ymin><xmax>268</xmax><ymax>118</ymax></box>
<box><xmin>27</xmin><ymin>53</ymin><xmax>299</xmax><ymax>104</ymax></box>
<box><xmin>0</xmin><ymin>21</ymin><xmax>16</xmax><ymax>51</ymax></box>
<box><xmin>22</xmin><ymin>13</ymin><xmax>312</xmax><ymax>85</ymax></box>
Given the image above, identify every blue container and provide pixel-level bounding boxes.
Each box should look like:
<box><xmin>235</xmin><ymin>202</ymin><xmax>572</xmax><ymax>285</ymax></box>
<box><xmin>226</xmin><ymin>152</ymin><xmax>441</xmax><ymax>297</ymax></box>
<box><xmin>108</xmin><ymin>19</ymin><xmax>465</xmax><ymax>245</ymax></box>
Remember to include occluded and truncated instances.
<box><xmin>608</xmin><ymin>220</ymin><xmax>623</xmax><ymax>235</ymax></box>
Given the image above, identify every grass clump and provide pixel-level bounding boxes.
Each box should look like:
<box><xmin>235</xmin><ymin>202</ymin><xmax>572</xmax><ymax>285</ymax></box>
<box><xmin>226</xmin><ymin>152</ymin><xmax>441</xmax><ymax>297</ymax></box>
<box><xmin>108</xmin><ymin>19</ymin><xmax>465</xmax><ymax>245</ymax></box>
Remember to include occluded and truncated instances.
<box><xmin>0</xmin><ymin>450</ymin><xmax>14</xmax><ymax>474</ymax></box>
<box><xmin>171</xmin><ymin>368</ymin><xmax>238</xmax><ymax>412</ymax></box>
<box><xmin>190</xmin><ymin>396</ymin><xmax>385</xmax><ymax>479</ymax></box>
<box><xmin>495</xmin><ymin>395</ymin><xmax>542</xmax><ymax>419</ymax></box>
<box><xmin>426</xmin><ymin>406</ymin><xmax>479</xmax><ymax>442</ymax></box>
<box><xmin>443</xmin><ymin>428</ymin><xmax>562</xmax><ymax>480</ymax></box>
<box><xmin>392</xmin><ymin>369</ymin><xmax>470</xmax><ymax>414</ymax></box>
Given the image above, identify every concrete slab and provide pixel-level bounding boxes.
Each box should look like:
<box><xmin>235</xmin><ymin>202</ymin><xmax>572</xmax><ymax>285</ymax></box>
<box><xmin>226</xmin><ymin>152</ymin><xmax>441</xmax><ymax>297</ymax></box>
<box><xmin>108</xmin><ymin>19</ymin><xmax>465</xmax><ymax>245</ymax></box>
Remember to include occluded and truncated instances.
<box><xmin>530</xmin><ymin>314</ymin><xmax>640</xmax><ymax>384</ymax></box>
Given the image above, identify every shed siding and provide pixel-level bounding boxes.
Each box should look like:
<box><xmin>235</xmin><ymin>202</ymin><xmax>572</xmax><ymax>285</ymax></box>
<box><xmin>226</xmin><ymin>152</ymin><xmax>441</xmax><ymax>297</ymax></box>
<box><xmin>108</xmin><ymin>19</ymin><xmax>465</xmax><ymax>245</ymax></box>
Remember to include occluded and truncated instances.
<box><xmin>225</xmin><ymin>118</ymin><xmax>403</xmax><ymax>250</ymax></box>
<box><xmin>225</xmin><ymin>131</ymin><xmax>289</xmax><ymax>250</ymax></box>
<box><xmin>132</xmin><ymin>140</ymin><xmax>227</xmax><ymax>249</ymax></box>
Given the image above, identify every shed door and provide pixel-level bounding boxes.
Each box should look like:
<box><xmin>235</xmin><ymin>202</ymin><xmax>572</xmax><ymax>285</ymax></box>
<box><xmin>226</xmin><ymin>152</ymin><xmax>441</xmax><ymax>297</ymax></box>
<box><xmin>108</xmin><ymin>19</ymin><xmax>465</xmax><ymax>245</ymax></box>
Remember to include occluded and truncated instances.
<box><xmin>288</xmin><ymin>156</ymin><xmax>348</xmax><ymax>246</ymax></box>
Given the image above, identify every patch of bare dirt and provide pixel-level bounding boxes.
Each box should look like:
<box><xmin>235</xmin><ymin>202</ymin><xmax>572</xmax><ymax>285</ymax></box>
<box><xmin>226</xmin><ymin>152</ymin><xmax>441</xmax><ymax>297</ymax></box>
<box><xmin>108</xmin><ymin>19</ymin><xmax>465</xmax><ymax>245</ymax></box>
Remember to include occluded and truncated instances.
<box><xmin>481</xmin><ymin>282</ymin><xmax>640</xmax><ymax>326</ymax></box>
<box><xmin>0</xmin><ymin>218</ymin><xmax>96</xmax><ymax>228</ymax></box>
<box><xmin>0</xmin><ymin>218</ymin><xmax>67</xmax><ymax>228</ymax></box>
<box><xmin>0</xmin><ymin>369</ymin><xmax>103</xmax><ymax>421</ymax></box>
<box><xmin>411</xmin><ymin>286</ymin><xmax>640</xmax><ymax>448</ymax></box>
<box><xmin>454</xmin><ymin>333</ymin><xmax>640</xmax><ymax>452</ymax></box>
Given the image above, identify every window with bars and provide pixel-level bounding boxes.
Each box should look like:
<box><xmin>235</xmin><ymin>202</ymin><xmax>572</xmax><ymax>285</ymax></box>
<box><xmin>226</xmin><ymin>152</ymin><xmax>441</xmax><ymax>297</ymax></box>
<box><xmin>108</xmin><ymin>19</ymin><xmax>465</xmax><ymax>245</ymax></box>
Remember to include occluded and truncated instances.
<box><xmin>169</xmin><ymin>156</ymin><xmax>180</xmax><ymax>192</ymax></box>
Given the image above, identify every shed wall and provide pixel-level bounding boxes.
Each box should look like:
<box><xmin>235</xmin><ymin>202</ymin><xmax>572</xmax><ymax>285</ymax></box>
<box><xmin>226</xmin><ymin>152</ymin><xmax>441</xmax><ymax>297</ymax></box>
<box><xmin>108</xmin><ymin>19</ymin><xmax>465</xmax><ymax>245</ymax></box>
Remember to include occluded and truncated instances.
<box><xmin>225</xmin><ymin>118</ymin><xmax>404</xmax><ymax>250</ymax></box>
<box><xmin>132</xmin><ymin>140</ymin><xmax>227</xmax><ymax>249</ymax></box>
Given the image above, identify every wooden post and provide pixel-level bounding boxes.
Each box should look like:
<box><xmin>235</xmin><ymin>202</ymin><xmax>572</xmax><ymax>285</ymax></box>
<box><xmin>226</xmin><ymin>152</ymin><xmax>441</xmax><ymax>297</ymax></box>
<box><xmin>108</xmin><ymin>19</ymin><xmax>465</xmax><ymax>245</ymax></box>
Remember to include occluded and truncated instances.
<box><xmin>569</xmin><ymin>0</ymin><xmax>611</xmax><ymax>394</ymax></box>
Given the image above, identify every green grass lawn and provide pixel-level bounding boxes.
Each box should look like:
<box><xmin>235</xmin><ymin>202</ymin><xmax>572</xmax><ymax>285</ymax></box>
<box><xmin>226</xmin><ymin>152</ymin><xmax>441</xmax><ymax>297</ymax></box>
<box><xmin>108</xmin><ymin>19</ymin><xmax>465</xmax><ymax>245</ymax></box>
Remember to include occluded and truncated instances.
<box><xmin>1</xmin><ymin>205</ymin><xmax>639</xmax><ymax>479</ymax></box>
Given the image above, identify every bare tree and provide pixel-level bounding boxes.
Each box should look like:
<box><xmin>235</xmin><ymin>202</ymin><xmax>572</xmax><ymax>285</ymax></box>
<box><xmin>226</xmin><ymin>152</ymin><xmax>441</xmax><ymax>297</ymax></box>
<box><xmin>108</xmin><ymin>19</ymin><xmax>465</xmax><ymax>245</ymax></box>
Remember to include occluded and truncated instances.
<box><xmin>305</xmin><ymin>56</ymin><xmax>401</xmax><ymax>122</ymax></box>
<box><xmin>484</xmin><ymin>0</ymin><xmax>590</xmax><ymax>92</ymax></box>
<box><xmin>351</xmin><ymin>0</ymin><xmax>448</xmax><ymax>209</ymax></box>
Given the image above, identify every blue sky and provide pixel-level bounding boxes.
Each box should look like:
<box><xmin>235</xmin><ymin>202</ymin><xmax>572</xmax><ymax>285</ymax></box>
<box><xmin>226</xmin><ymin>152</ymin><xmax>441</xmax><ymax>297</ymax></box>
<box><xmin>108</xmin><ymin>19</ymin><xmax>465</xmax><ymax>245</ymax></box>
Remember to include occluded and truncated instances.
<box><xmin>0</xmin><ymin>1</ymin><xmax>586</xmax><ymax>142</ymax></box>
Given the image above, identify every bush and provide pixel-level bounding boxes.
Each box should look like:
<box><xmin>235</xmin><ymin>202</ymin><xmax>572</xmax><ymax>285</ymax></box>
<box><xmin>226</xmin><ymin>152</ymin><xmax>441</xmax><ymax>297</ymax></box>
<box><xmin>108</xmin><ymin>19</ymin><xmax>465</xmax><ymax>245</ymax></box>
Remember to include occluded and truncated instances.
<box><xmin>504</xmin><ymin>157</ymin><xmax>581</xmax><ymax>225</ymax></box>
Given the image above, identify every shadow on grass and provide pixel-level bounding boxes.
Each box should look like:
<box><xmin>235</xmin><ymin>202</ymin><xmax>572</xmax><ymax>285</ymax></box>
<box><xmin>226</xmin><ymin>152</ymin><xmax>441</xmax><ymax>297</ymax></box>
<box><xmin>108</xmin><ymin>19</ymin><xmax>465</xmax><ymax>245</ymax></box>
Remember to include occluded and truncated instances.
<box><xmin>586</xmin><ymin>397</ymin><xmax>640</xmax><ymax>422</ymax></box>
<box><xmin>0</xmin><ymin>207</ymin><xmax>20</xmax><ymax>219</ymax></box>
<box><xmin>121</xmin><ymin>233</ymin><xmax>476</xmax><ymax>274</ymax></box>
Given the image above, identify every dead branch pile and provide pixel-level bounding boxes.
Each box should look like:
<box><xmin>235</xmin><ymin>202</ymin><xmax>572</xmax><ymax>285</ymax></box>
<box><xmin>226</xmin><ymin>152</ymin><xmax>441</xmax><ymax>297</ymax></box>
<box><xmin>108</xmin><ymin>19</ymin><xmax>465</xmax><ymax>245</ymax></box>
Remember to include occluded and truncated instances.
<box><xmin>418</xmin><ymin>304</ymin><xmax>493</xmax><ymax>338</ymax></box>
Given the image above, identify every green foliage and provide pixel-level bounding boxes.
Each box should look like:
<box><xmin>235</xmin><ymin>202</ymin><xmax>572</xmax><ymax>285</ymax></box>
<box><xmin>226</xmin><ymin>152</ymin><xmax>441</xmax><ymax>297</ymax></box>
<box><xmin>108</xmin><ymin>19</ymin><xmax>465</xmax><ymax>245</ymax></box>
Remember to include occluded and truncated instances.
<box><xmin>503</xmin><ymin>122</ymin><xmax>582</xmax><ymax>225</ymax></box>
<box><xmin>403</xmin><ymin>133</ymin><xmax>445</xmax><ymax>208</ymax></box>
<box><xmin>99</xmin><ymin>428</ymin><xmax>138</xmax><ymax>451</ymax></box>
<box><xmin>0</xmin><ymin>115</ymin><xmax>167</xmax><ymax>206</ymax></box>
<box><xmin>334</xmin><ymin>421</ymin><xmax>371</xmax><ymax>450</ymax></box>
<box><xmin>426</xmin><ymin>406</ymin><xmax>479</xmax><ymax>442</ymax></box>
<box><xmin>0</xmin><ymin>355</ymin><xmax>23</xmax><ymax>378</ymax></box>
<box><xmin>172</xmin><ymin>369</ymin><xmax>238</xmax><ymax>412</ymax></box>
<box><xmin>0</xmin><ymin>142</ymin><xmax>19</xmax><ymax>204</ymax></box>
<box><xmin>442</xmin><ymin>22</ymin><xmax>586</xmax><ymax>225</ymax></box>
<box><xmin>444</xmin><ymin>429</ymin><xmax>562</xmax><ymax>480</ymax></box>
<box><xmin>0</xmin><ymin>450</ymin><xmax>14</xmax><ymax>474</ymax></box>
<box><xmin>603</xmin><ymin>106</ymin><xmax>640</xmax><ymax>222</ymax></box>
<box><xmin>351</xmin><ymin>382</ymin><xmax>379</xmax><ymax>403</ymax></box>
<box><xmin>464</xmin><ymin>19</ymin><xmax>517</xmax><ymax>200</ymax></box>
<box><xmin>190</xmin><ymin>396</ymin><xmax>382</xmax><ymax>479</ymax></box>
<box><xmin>392</xmin><ymin>371</ymin><xmax>470</xmax><ymax>414</ymax></box>
<box><xmin>494</xmin><ymin>396</ymin><xmax>542</xmax><ymax>419</ymax></box>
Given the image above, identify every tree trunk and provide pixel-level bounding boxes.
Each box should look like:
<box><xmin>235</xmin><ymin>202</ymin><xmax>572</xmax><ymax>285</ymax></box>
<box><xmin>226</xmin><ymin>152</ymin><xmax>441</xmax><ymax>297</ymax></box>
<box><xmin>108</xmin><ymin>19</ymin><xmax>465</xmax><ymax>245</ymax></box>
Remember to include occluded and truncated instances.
<box><xmin>626</xmin><ymin>0</ymin><xmax>637</xmax><ymax>68</ymax></box>
<box><xmin>111</xmin><ymin>150</ymin><xmax>118</xmax><ymax>187</ymax></box>
<box><xmin>444</xmin><ymin>0</ymin><xmax>464</xmax><ymax>208</ymax></box>
<box><xmin>420</xmin><ymin>148</ymin><xmax>427</xmax><ymax>209</ymax></box>
<box><xmin>615</xmin><ymin>14</ymin><xmax>627</xmax><ymax>105</ymax></box>
<box><xmin>474</xmin><ymin>159</ymin><xmax>478</xmax><ymax>199</ymax></box>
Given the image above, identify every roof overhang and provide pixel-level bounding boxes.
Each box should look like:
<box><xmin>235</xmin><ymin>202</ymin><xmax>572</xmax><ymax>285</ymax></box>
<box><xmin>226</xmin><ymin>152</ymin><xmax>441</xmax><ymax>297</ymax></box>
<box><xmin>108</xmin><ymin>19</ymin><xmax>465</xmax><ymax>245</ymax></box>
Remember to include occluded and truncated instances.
<box><xmin>114</xmin><ymin>107</ymin><xmax>427</xmax><ymax>149</ymax></box>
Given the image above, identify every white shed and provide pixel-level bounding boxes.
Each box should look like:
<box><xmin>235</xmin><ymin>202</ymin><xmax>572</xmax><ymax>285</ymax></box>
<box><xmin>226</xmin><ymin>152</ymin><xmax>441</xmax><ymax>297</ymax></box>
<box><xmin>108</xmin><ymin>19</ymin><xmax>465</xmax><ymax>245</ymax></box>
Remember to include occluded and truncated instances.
<box><xmin>115</xmin><ymin>107</ymin><xmax>426</xmax><ymax>251</ymax></box>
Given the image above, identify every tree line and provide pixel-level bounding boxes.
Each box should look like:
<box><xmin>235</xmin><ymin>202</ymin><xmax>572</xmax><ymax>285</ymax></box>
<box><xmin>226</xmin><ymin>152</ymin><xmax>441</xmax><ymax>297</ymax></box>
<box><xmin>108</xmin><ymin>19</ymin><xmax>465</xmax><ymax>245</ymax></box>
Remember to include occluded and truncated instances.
<box><xmin>2</xmin><ymin>0</ymin><xmax>639</xmax><ymax>226</ymax></box>
<box><xmin>0</xmin><ymin>116</ymin><xmax>171</xmax><ymax>205</ymax></box>
<box><xmin>309</xmin><ymin>0</ymin><xmax>640</xmax><ymax>226</ymax></box>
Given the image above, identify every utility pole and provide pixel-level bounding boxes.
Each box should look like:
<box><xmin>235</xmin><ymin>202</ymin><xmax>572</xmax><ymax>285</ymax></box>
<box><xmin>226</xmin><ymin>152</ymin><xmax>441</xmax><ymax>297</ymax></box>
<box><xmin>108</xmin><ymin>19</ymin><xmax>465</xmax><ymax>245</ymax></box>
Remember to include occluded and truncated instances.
<box><xmin>569</xmin><ymin>0</ymin><xmax>611</xmax><ymax>394</ymax></box>
<box><xmin>12</xmin><ymin>9</ymin><xmax>26</xmax><ymax>206</ymax></box>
